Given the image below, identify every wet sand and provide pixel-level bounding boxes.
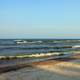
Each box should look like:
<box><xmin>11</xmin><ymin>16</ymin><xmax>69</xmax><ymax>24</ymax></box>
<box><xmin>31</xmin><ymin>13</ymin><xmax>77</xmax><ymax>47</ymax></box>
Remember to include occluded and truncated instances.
<box><xmin>0</xmin><ymin>54</ymin><xmax>80</xmax><ymax>80</ymax></box>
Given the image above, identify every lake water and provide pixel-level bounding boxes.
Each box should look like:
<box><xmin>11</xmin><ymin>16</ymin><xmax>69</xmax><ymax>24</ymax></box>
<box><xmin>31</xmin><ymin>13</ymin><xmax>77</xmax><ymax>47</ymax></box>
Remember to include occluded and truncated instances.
<box><xmin>0</xmin><ymin>39</ymin><xmax>80</xmax><ymax>56</ymax></box>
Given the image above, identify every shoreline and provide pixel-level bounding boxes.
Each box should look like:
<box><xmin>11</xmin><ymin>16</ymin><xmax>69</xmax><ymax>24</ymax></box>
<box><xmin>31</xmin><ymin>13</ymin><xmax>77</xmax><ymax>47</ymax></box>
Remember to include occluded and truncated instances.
<box><xmin>0</xmin><ymin>51</ymin><xmax>79</xmax><ymax>60</ymax></box>
<box><xmin>0</xmin><ymin>54</ymin><xmax>80</xmax><ymax>74</ymax></box>
<box><xmin>0</xmin><ymin>52</ymin><xmax>63</xmax><ymax>60</ymax></box>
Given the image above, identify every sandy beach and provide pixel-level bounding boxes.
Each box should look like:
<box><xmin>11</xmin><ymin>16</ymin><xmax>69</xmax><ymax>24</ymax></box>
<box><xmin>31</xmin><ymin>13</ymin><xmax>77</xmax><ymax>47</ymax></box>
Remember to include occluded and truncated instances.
<box><xmin>0</xmin><ymin>54</ymin><xmax>80</xmax><ymax>80</ymax></box>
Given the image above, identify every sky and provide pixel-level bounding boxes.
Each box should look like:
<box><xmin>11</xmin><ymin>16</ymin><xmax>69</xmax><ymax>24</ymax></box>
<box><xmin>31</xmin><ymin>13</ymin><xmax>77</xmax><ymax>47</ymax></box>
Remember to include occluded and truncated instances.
<box><xmin>0</xmin><ymin>0</ymin><xmax>80</xmax><ymax>39</ymax></box>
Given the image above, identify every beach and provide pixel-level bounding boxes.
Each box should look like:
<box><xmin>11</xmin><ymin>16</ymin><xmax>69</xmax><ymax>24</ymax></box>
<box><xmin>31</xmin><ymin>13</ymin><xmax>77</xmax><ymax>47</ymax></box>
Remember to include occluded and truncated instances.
<box><xmin>0</xmin><ymin>54</ymin><xmax>80</xmax><ymax>80</ymax></box>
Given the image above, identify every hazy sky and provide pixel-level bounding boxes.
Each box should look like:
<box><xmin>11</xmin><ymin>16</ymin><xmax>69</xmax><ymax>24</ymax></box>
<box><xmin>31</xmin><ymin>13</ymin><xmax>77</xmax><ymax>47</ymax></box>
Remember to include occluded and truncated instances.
<box><xmin>0</xmin><ymin>0</ymin><xmax>80</xmax><ymax>38</ymax></box>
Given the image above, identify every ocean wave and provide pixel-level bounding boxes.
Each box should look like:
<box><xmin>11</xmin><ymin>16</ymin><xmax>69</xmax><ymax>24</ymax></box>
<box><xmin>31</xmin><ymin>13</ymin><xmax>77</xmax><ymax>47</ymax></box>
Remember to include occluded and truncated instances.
<box><xmin>14</xmin><ymin>40</ymin><xmax>43</xmax><ymax>44</ymax></box>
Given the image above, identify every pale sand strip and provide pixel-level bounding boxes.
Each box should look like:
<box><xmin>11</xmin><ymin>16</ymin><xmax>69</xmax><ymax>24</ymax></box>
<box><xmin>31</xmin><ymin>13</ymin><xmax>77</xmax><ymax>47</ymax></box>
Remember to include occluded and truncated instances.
<box><xmin>32</xmin><ymin>60</ymin><xmax>80</xmax><ymax>77</ymax></box>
